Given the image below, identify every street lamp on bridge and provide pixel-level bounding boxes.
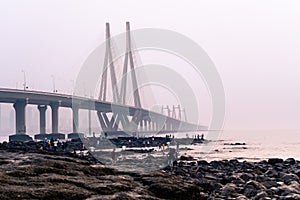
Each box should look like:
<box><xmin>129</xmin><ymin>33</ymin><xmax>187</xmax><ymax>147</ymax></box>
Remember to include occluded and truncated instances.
<box><xmin>51</xmin><ymin>75</ymin><xmax>58</xmax><ymax>93</ymax></box>
<box><xmin>21</xmin><ymin>70</ymin><xmax>28</xmax><ymax>90</ymax></box>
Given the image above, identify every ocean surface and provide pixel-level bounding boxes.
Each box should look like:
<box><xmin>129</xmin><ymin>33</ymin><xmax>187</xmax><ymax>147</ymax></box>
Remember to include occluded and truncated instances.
<box><xmin>1</xmin><ymin>130</ymin><xmax>299</xmax><ymax>162</ymax></box>
<box><xmin>187</xmin><ymin>130</ymin><xmax>300</xmax><ymax>162</ymax></box>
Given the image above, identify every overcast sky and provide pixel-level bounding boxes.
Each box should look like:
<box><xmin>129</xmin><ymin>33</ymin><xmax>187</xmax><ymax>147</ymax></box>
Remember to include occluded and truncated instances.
<box><xmin>0</xmin><ymin>0</ymin><xmax>300</xmax><ymax>132</ymax></box>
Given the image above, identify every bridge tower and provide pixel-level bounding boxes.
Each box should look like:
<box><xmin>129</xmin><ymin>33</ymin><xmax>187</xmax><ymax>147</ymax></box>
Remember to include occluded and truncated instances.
<box><xmin>97</xmin><ymin>22</ymin><xmax>143</xmax><ymax>135</ymax></box>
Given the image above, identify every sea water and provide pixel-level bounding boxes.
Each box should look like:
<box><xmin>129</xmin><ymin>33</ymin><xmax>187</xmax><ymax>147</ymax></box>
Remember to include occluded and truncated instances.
<box><xmin>186</xmin><ymin>130</ymin><xmax>300</xmax><ymax>162</ymax></box>
<box><xmin>1</xmin><ymin>130</ymin><xmax>299</xmax><ymax>162</ymax></box>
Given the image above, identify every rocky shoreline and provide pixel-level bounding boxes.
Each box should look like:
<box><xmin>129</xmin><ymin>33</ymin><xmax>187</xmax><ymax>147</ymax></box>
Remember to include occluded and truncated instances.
<box><xmin>0</xmin><ymin>142</ymin><xmax>299</xmax><ymax>199</ymax></box>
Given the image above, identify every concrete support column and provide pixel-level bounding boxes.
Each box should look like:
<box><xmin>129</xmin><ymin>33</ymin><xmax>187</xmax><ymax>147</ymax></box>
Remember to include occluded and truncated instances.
<box><xmin>72</xmin><ymin>106</ymin><xmax>79</xmax><ymax>133</ymax></box>
<box><xmin>144</xmin><ymin>120</ymin><xmax>148</xmax><ymax>132</ymax></box>
<box><xmin>13</xmin><ymin>100</ymin><xmax>27</xmax><ymax>134</ymax></box>
<box><xmin>50</xmin><ymin>103</ymin><xmax>59</xmax><ymax>133</ymax></box>
<box><xmin>139</xmin><ymin>119</ymin><xmax>143</xmax><ymax>131</ymax></box>
<box><xmin>149</xmin><ymin>120</ymin><xmax>152</xmax><ymax>132</ymax></box>
<box><xmin>146</xmin><ymin>120</ymin><xmax>149</xmax><ymax>131</ymax></box>
<box><xmin>38</xmin><ymin>105</ymin><xmax>47</xmax><ymax>134</ymax></box>
<box><xmin>88</xmin><ymin>109</ymin><xmax>91</xmax><ymax>136</ymax></box>
<box><xmin>151</xmin><ymin>121</ymin><xmax>154</xmax><ymax>132</ymax></box>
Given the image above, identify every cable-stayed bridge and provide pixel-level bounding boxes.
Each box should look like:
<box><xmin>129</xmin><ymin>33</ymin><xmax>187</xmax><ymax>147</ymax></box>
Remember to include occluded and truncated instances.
<box><xmin>0</xmin><ymin>22</ymin><xmax>206</xmax><ymax>142</ymax></box>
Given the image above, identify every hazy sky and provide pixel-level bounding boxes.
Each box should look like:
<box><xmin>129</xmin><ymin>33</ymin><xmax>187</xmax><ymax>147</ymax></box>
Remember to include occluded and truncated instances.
<box><xmin>0</xmin><ymin>0</ymin><xmax>300</xmax><ymax>131</ymax></box>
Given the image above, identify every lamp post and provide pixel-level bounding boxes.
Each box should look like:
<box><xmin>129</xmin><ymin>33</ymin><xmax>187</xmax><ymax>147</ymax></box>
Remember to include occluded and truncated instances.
<box><xmin>21</xmin><ymin>70</ymin><xmax>27</xmax><ymax>90</ymax></box>
<box><xmin>51</xmin><ymin>75</ymin><xmax>57</xmax><ymax>93</ymax></box>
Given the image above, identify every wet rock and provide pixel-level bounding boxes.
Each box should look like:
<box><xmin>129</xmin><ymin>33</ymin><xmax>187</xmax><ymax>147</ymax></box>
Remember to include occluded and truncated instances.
<box><xmin>221</xmin><ymin>183</ymin><xmax>238</xmax><ymax>197</ymax></box>
<box><xmin>199</xmin><ymin>192</ymin><xmax>209</xmax><ymax>199</ymax></box>
<box><xmin>294</xmin><ymin>170</ymin><xmax>300</xmax><ymax>180</ymax></box>
<box><xmin>1</xmin><ymin>141</ymin><xmax>300</xmax><ymax>200</ymax></box>
<box><xmin>197</xmin><ymin>160</ymin><xmax>208</xmax><ymax>165</ymax></box>
<box><xmin>228</xmin><ymin>174</ymin><xmax>245</xmax><ymax>185</ymax></box>
<box><xmin>282</xmin><ymin>173</ymin><xmax>299</xmax><ymax>184</ymax></box>
<box><xmin>254</xmin><ymin>191</ymin><xmax>268</xmax><ymax>200</ymax></box>
<box><xmin>142</xmin><ymin>173</ymin><xmax>201</xmax><ymax>200</ymax></box>
<box><xmin>236</xmin><ymin>195</ymin><xmax>248</xmax><ymax>200</ymax></box>
<box><xmin>280</xmin><ymin>193</ymin><xmax>300</xmax><ymax>200</ymax></box>
<box><xmin>210</xmin><ymin>160</ymin><xmax>220</xmax><ymax>169</ymax></box>
<box><xmin>240</xmin><ymin>173</ymin><xmax>254</xmax><ymax>182</ymax></box>
<box><xmin>229</xmin><ymin>159</ymin><xmax>239</xmax><ymax>165</ymax></box>
<box><xmin>278</xmin><ymin>181</ymin><xmax>300</xmax><ymax>196</ymax></box>
<box><xmin>268</xmin><ymin>158</ymin><xmax>284</xmax><ymax>165</ymax></box>
<box><xmin>243</xmin><ymin>180</ymin><xmax>267</xmax><ymax>198</ymax></box>
<box><xmin>243</xmin><ymin>187</ymin><xmax>258</xmax><ymax>198</ymax></box>
<box><xmin>284</xmin><ymin>158</ymin><xmax>296</xmax><ymax>165</ymax></box>
<box><xmin>193</xmin><ymin>179</ymin><xmax>216</xmax><ymax>192</ymax></box>
<box><xmin>269</xmin><ymin>186</ymin><xmax>280</xmax><ymax>195</ymax></box>
<box><xmin>265</xmin><ymin>168</ymin><xmax>278</xmax><ymax>178</ymax></box>
<box><xmin>274</xmin><ymin>164</ymin><xmax>284</xmax><ymax>172</ymax></box>
<box><xmin>262</xmin><ymin>180</ymin><xmax>278</xmax><ymax>188</ymax></box>
<box><xmin>245</xmin><ymin>180</ymin><xmax>267</xmax><ymax>190</ymax></box>
<box><xmin>179</xmin><ymin>155</ymin><xmax>194</xmax><ymax>161</ymax></box>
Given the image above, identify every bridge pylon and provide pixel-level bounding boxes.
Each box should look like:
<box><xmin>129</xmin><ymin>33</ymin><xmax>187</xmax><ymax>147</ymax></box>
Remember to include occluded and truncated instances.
<box><xmin>97</xmin><ymin>22</ymin><xmax>144</xmax><ymax>135</ymax></box>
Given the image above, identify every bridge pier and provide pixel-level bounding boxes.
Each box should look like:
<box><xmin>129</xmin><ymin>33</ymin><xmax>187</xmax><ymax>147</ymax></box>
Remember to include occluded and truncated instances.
<box><xmin>68</xmin><ymin>105</ymin><xmax>84</xmax><ymax>139</ymax></box>
<box><xmin>38</xmin><ymin>105</ymin><xmax>47</xmax><ymax>134</ymax></box>
<box><xmin>34</xmin><ymin>105</ymin><xmax>48</xmax><ymax>140</ymax></box>
<box><xmin>152</xmin><ymin>120</ymin><xmax>156</xmax><ymax>132</ymax></box>
<box><xmin>72</xmin><ymin>106</ymin><xmax>79</xmax><ymax>133</ymax></box>
<box><xmin>154</xmin><ymin>121</ymin><xmax>158</xmax><ymax>132</ymax></box>
<box><xmin>9</xmin><ymin>100</ymin><xmax>32</xmax><ymax>142</ymax></box>
<box><xmin>143</xmin><ymin>120</ymin><xmax>148</xmax><ymax>132</ymax></box>
<box><xmin>50</xmin><ymin>103</ymin><xmax>59</xmax><ymax>133</ymax></box>
<box><xmin>14</xmin><ymin>100</ymin><xmax>26</xmax><ymax>134</ymax></box>
<box><xmin>148</xmin><ymin>120</ymin><xmax>152</xmax><ymax>132</ymax></box>
<box><xmin>139</xmin><ymin>120</ymin><xmax>143</xmax><ymax>132</ymax></box>
<box><xmin>49</xmin><ymin>102</ymin><xmax>65</xmax><ymax>140</ymax></box>
<box><xmin>145</xmin><ymin>120</ymin><xmax>149</xmax><ymax>131</ymax></box>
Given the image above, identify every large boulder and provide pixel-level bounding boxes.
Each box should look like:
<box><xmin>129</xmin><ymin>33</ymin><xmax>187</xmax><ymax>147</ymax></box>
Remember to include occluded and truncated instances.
<box><xmin>284</xmin><ymin>158</ymin><xmax>296</xmax><ymax>165</ymax></box>
<box><xmin>282</xmin><ymin>173</ymin><xmax>299</xmax><ymax>185</ymax></box>
<box><xmin>268</xmin><ymin>158</ymin><xmax>284</xmax><ymax>165</ymax></box>
<box><xmin>278</xmin><ymin>181</ymin><xmax>300</xmax><ymax>196</ymax></box>
<box><xmin>245</xmin><ymin>180</ymin><xmax>267</xmax><ymax>190</ymax></box>
<box><xmin>221</xmin><ymin>183</ymin><xmax>238</xmax><ymax>197</ymax></box>
<box><xmin>262</xmin><ymin>180</ymin><xmax>278</xmax><ymax>189</ymax></box>
<box><xmin>281</xmin><ymin>193</ymin><xmax>300</xmax><ymax>200</ymax></box>
<box><xmin>240</xmin><ymin>173</ymin><xmax>254</xmax><ymax>182</ymax></box>
<box><xmin>140</xmin><ymin>172</ymin><xmax>202</xmax><ymax>200</ymax></box>
<box><xmin>254</xmin><ymin>191</ymin><xmax>268</xmax><ymax>200</ymax></box>
<box><xmin>243</xmin><ymin>180</ymin><xmax>267</xmax><ymax>198</ymax></box>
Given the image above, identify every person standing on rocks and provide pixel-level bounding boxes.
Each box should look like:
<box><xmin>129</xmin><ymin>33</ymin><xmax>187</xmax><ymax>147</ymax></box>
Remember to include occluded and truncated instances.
<box><xmin>50</xmin><ymin>137</ymin><xmax>54</xmax><ymax>150</ymax></box>
<box><xmin>111</xmin><ymin>148</ymin><xmax>117</xmax><ymax>164</ymax></box>
<box><xmin>167</xmin><ymin>148</ymin><xmax>176</xmax><ymax>167</ymax></box>
<box><xmin>53</xmin><ymin>140</ymin><xmax>58</xmax><ymax>151</ymax></box>
<box><xmin>176</xmin><ymin>143</ymin><xmax>179</xmax><ymax>159</ymax></box>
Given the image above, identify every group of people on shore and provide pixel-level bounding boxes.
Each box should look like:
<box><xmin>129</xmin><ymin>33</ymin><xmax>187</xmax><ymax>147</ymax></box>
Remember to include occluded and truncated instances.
<box><xmin>41</xmin><ymin>137</ymin><xmax>66</xmax><ymax>152</ymax></box>
<box><xmin>110</xmin><ymin>141</ymin><xmax>180</xmax><ymax>167</ymax></box>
